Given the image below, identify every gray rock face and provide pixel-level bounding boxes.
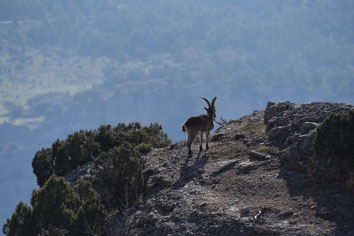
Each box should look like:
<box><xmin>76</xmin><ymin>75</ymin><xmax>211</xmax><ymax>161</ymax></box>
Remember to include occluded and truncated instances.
<box><xmin>264</xmin><ymin>101</ymin><xmax>354</xmax><ymax>187</ymax></box>
<box><xmin>301</xmin><ymin>122</ymin><xmax>318</xmax><ymax>134</ymax></box>
<box><xmin>64</xmin><ymin>161</ymin><xmax>94</xmax><ymax>184</ymax></box>
<box><xmin>248</xmin><ymin>150</ymin><xmax>271</xmax><ymax>161</ymax></box>
<box><xmin>264</xmin><ymin>101</ymin><xmax>353</xmax><ymax>149</ymax></box>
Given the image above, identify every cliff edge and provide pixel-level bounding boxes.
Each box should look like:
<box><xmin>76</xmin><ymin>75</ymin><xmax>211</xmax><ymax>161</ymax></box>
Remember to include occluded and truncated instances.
<box><xmin>114</xmin><ymin>102</ymin><xmax>354</xmax><ymax>235</ymax></box>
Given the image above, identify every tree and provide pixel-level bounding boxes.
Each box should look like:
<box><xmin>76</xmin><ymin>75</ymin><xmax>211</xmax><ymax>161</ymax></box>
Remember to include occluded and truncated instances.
<box><xmin>93</xmin><ymin>143</ymin><xmax>144</xmax><ymax>210</ymax></box>
<box><xmin>32</xmin><ymin>148</ymin><xmax>54</xmax><ymax>187</ymax></box>
<box><xmin>72</xmin><ymin>180</ymin><xmax>107</xmax><ymax>236</ymax></box>
<box><xmin>32</xmin><ymin>122</ymin><xmax>171</xmax><ymax>189</ymax></box>
<box><xmin>4</xmin><ymin>175</ymin><xmax>107</xmax><ymax>235</ymax></box>
<box><xmin>314</xmin><ymin>110</ymin><xmax>354</xmax><ymax>166</ymax></box>
<box><xmin>31</xmin><ymin>175</ymin><xmax>81</xmax><ymax>233</ymax></box>
<box><xmin>2</xmin><ymin>202</ymin><xmax>33</xmax><ymax>236</ymax></box>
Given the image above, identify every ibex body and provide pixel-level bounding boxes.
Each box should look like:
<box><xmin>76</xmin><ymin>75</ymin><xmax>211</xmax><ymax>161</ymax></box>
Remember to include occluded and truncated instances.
<box><xmin>182</xmin><ymin>97</ymin><xmax>217</xmax><ymax>156</ymax></box>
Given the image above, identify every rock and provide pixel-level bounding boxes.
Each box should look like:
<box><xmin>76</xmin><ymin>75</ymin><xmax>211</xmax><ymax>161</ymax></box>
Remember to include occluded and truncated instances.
<box><xmin>147</xmin><ymin>175</ymin><xmax>174</xmax><ymax>191</ymax></box>
<box><xmin>64</xmin><ymin>161</ymin><xmax>94</xmax><ymax>185</ymax></box>
<box><xmin>264</xmin><ymin>101</ymin><xmax>354</xmax><ymax>187</ymax></box>
<box><xmin>315</xmin><ymin>207</ymin><xmax>339</xmax><ymax>220</ymax></box>
<box><xmin>248</xmin><ymin>150</ymin><xmax>270</xmax><ymax>161</ymax></box>
<box><xmin>234</xmin><ymin>132</ymin><xmax>246</xmax><ymax>140</ymax></box>
<box><xmin>242</xmin><ymin>138</ymin><xmax>252</xmax><ymax>146</ymax></box>
<box><xmin>345</xmin><ymin>172</ymin><xmax>354</xmax><ymax>191</ymax></box>
<box><xmin>268</xmin><ymin>125</ymin><xmax>292</xmax><ymax>148</ymax></box>
<box><xmin>240</xmin><ymin>207</ymin><xmax>250</xmax><ymax>217</ymax></box>
<box><xmin>301</xmin><ymin>122</ymin><xmax>318</xmax><ymax>134</ymax></box>
<box><xmin>285</xmin><ymin>134</ymin><xmax>300</xmax><ymax>146</ymax></box>
<box><xmin>254</xmin><ymin>210</ymin><xmax>263</xmax><ymax>220</ymax></box>
<box><xmin>264</xmin><ymin>101</ymin><xmax>353</xmax><ymax>139</ymax></box>
<box><xmin>211</xmin><ymin>133</ymin><xmax>225</xmax><ymax>141</ymax></box>
<box><xmin>264</xmin><ymin>101</ymin><xmax>296</xmax><ymax>130</ymax></box>
<box><xmin>278</xmin><ymin>211</ymin><xmax>294</xmax><ymax>220</ymax></box>
<box><xmin>329</xmin><ymin>194</ymin><xmax>354</xmax><ymax>208</ymax></box>
<box><xmin>169</xmin><ymin>143</ymin><xmax>177</xmax><ymax>150</ymax></box>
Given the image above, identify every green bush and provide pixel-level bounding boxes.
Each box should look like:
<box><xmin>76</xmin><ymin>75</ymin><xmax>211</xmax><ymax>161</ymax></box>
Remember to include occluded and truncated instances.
<box><xmin>2</xmin><ymin>202</ymin><xmax>32</xmax><ymax>236</ymax></box>
<box><xmin>314</xmin><ymin>110</ymin><xmax>354</xmax><ymax>165</ymax></box>
<box><xmin>52</xmin><ymin>130</ymin><xmax>101</xmax><ymax>176</ymax></box>
<box><xmin>93</xmin><ymin>142</ymin><xmax>144</xmax><ymax>211</ymax></box>
<box><xmin>96</xmin><ymin>125</ymin><xmax>116</xmax><ymax>152</ymax></box>
<box><xmin>92</xmin><ymin>123</ymin><xmax>171</xmax><ymax>211</ymax></box>
<box><xmin>72</xmin><ymin>180</ymin><xmax>107</xmax><ymax>236</ymax></box>
<box><xmin>27</xmin><ymin>121</ymin><xmax>171</xmax><ymax>231</ymax></box>
<box><xmin>3</xmin><ymin>175</ymin><xmax>107</xmax><ymax>236</ymax></box>
<box><xmin>135</xmin><ymin>142</ymin><xmax>153</xmax><ymax>155</ymax></box>
<box><xmin>32</xmin><ymin>122</ymin><xmax>170</xmax><ymax>187</ymax></box>
<box><xmin>32</xmin><ymin>130</ymin><xmax>101</xmax><ymax>187</ymax></box>
<box><xmin>32</xmin><ymin>148</ymin><xmax>54</xmax><ymax>187</ymax></box>
<box><xmin>31</xmin><ymin>175</ymin><xmax>81</xmax><ymax>232</ymax></box>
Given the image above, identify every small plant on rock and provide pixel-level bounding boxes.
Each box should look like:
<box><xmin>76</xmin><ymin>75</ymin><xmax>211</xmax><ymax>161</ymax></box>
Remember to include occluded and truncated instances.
<box><xmin>314</xmin><ymin>110</ymin><xmax>354</xmax><ymax>166</ymax></box>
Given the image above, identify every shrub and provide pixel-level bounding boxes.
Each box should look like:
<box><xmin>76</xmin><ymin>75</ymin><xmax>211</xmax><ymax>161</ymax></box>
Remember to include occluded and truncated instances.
<box><xmin>142</xmin><ymin>123</ymin><xmax>171</xmax><ymax>148</ymax></box>
<box><xmin>31</xmin><ymin>175</ymin><xmax>82</xmax><ymax>232</ymax></box>
<box><xmin>52</xmin><ymin>130</ymin><xmax>100</xmax><ymax>176</ymax></box>
<box><xmin>72</xmin><ymin>180</ymin><xmax>107</xmax><ymax>236</ymax></box>
<box><xmin>135</xmin><ymin>142</ymin><xmax>153</xmax><ymax>154</ymax></box>
<box><xmin>32</xmin><ymin>148</ymin><xmax>54</xmax><ymax>187</ymax></box>
<box><xmin>93</xmin><ymin>143</ymin><xmax>144</xmax><ymax>210</ymax></box>
<box><xmin>32</xmin><ymin>130</ymin><xmax>101</xmax><ymax>187</ymax></box>
<box><xmin>3</xmin><ymin>175</ymin><xmax>107</xmax><ymax>236</ymax></box>
<box><xmin>32</xmin><ymin>122</ymin><xmax>170</xmax><ymax>187</ymax></box>
<box><xmin>96</xmin><ymin>125</ymin><xmax>116</xmax><ymax>152</ymax></box>
<box><xmin>2</xmin><ymin>202</ymin><xmax>33</xmax><ymax>236</ymax></box>
<box><xmin>13</xmin><ymin>121</ymin><xmax>171</xmax><ymax>235</ymax></box>
<box><xmin>314</xmin><ymin>110</ymin><xmax>354</xmax><ymax>166</ymax></box>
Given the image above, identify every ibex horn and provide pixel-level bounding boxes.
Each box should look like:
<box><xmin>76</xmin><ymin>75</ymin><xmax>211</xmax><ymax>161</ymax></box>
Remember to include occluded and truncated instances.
<box><xmin>211</xmin><ymin>97</ymin><xmax>217</xmax><ymax>107</ymax></box>
<box><xmin>200</xmin><ymin>97</ymin><xmax>211</xmax><ymax>108</ymax></box>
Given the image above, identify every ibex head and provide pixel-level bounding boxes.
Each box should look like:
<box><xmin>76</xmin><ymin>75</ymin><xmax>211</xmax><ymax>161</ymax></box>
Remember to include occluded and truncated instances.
<box><xmin>201</xmin><ymin>96</ymin><xmax>217</xmax><ymax>120</ymax></box>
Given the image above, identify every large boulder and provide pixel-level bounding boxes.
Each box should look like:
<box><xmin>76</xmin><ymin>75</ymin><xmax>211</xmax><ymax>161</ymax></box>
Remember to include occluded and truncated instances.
<box><xmin>264</xmin><ymin>101</ymin><xmax>354</xmax><ymax>190</ymax></box>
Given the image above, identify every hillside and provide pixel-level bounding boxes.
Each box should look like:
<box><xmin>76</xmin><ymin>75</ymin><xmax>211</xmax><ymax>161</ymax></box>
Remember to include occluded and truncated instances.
<box><xmin>3</xmin><ymin>101</ymin><xmax>354</xmax><ymax>235</ymax></box>
<box><xmin>114</xmin><ymin>101</ymin><xmax>354</xmax><ymax>235</ymax></box>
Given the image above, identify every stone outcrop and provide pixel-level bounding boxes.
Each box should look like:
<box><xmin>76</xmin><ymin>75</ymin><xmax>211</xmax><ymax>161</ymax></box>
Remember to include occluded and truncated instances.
<box><xmin>113</xmin><ymin>105</ymin><xmax>354</xmax><ymax>235</ymax></box>
<box><xmin>264</xmin><ymin>101</ymin><xmax>354</xmax><ymax>190</ymax></box>
<box><xmin>63</xmin><ymin>101</ymin><xmax>354</xmax><ymax>235</ymax></box>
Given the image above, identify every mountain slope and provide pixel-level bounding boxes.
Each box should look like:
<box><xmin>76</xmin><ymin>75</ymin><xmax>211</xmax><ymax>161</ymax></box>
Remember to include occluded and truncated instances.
<box><xmin>114</xmin><ymin>102</ymin><xmax>354</xmax><ymax>235</ymax></box>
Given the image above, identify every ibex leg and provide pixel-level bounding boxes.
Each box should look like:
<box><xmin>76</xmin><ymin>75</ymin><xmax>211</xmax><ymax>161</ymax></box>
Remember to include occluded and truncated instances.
<box><xmin>200</xmin><ymin>133</ymin><xmax>203</xmax><ymax>151</ymax></box>
<box><xmin>187</xmin><ymin>132</ymin><xmax>196</xmax><ymax>156</ymax></box>
<box><xmin>206</xmin><ymin>131</ymin><xmax>210</xmax><ymax>150</ymax></box>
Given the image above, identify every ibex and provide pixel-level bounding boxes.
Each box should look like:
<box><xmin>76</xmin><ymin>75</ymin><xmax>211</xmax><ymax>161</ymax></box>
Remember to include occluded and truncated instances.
<box><xmin>182</xmin><ymin>97</ymin><xmax>217</xmax><ymax>156</ymax></box>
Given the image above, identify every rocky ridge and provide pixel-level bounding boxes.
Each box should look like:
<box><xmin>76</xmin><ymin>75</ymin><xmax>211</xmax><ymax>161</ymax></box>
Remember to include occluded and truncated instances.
<box><xmin>264</xmin><ymin>101</ymin><xmax>354</xmax><ymax>189</ymax></box>
<box><xmin>111</xmin><ymin>101</ymin><xmax>354</xmax><ymax>235</ymax></box>
<box><xmin>65</xmin><ymin>101</ymin><xmax>354</xmax><ymax>235</ymax></box>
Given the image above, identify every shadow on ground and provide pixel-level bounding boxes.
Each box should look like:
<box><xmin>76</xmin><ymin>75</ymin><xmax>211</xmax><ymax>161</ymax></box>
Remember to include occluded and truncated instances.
<box><xmin>172</xmin><ymin>151</ymin><xmax>208</xmax><ymax>190</ymax></box>
<box><xmin>278</xmin><ymin>168</ymin><xmax>354</xmax><ymax>236</ymax></box>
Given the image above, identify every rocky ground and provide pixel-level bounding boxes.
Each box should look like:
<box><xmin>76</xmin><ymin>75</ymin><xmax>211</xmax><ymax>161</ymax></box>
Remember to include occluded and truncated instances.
<box><xmin>64</xmin><ymin>101</ymin><xmax>354</xmax><ymax>235</ymax></box>
<box><xmin>108</xmin><ymin>101</ymin><xmax>354</xmax><ymax>236</ymax></box>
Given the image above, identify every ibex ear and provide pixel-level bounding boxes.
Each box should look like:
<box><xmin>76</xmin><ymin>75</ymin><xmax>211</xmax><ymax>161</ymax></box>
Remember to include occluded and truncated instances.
<box><xmin>204</xmin><ymin>107</ymin><xmax>209</xmax><ymax>112</ymax></box>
